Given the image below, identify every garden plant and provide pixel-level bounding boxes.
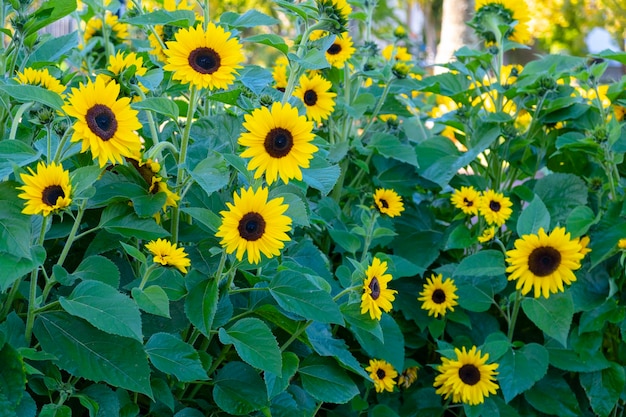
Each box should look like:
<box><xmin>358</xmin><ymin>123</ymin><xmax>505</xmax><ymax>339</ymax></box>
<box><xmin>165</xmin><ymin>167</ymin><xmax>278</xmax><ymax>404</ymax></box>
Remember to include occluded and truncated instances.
<box><xmin>1</xmin><ymin>0</ymin><xmax>626</xmax><ymax>416</ymax></box>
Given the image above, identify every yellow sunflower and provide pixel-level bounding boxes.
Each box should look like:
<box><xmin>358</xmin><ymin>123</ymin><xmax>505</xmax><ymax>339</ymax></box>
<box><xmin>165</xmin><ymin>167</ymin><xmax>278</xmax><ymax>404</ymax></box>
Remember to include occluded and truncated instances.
<box><xmin>293</xmin><ymin>73</ymin><xmax>337</xmax><ymax>122</ymax></box>
<box><xmin>216</xmin><ymin>187</ymin><xmax>292</xmax><ymax>264</ymax></box>
<box><xmin>15</xmin><ymin>67</ymin><xmax>65</xmax><ymax>95</ymax></box>
<box><xmin>619</xmin><ymin>238</ymin><xmax>626</xmax><ymax>250</ymax></box>
<box><xmin>365</xmin><ymin>359</ymin><xmax>398</xmax><ymax>393</ymax></box>
<box><xmin>434</xmin><ymin>346</ymin><xmax>499</xmax><ymax>406</ymax></box>
<box><xmin>150</xmin><ymin>177</ymin><xmax>180</xmax><ymax>211</ymax></box>
<box><xmin>474</xmin><ymin>0</ymin><xmax>531</xmax><ymax>45</ymax></box>
<box><xmin>505</xmin><ymin>227</ymin><xmax>584</xmax><ymax>298</ymax></box>
<box><xmin>418</xmin><ymin>273</ymin><xmax>459</xmax><ymax>318</ymax></box>
<box><xmin>311</xmin><ymin>31</ymin><xmax>355</xmax><ymax>68</ymax></box>
<box><xmin>478</xmin><ymin>226</ymin><xmax>496</xmax><ymax>243</ymax></box>
<box><xmin>103</xmin><ymin>51</ymin><xmax>148</xmax><ymax>93</ymax></box>
<box><xmin>398</xmin><ymin>366</ymin><xmax>418</xmax><ymax>389</ymax></box>
<box><xmin>373</xmin><ymin>188</ymin><xmax>404</xmax><ymax>217</ymax></box>
<box><xmin>238</xmin><ymin>102</ymin><xmax>317</xmax><ymax>185</ymax></box>
<box><xmin>63</xmin><ymin>76</ymin><xmax>142</xmax><ymax>168</ymax></box>
<box><xmin>272</xmin><ymin>55</ymin><xmax>289</xmax><ymax>91</ymax></box>
<box><xmin>450</xmin><ymin>186</ymin><xmax>480</xmax><ymax>215</ymax></box>
<box><xmin>360</xmin><ymin>257</ymin><xmax>397</xmax><ymax>320</ymax></box>
<box><xmin>83</xmin><ymin>13</ymin><xmax>129</xmax><ymax>46</ymax></box>
<box><xmin>381</xmin><ymin>45</ymin><xmax>412</xmax><ymax>62</ymax></box>
<box><xmin>477</xmin><ymin>190</ymin><xmax>513</xmax><ymax>226</ymax></box>
<box><xmin>163</xmin><ymin>23</ymin><xmax>244</xmax><ymax>90</ymax></box>
<box><xmin>17</xmin><ymin>162</ymin><xmax>72</xmax><ymax>216</ymax></box>
<box><xmin>146</xmin><ymin>238</ymin><xmax>191</xmax><ymax>274</ymax></box>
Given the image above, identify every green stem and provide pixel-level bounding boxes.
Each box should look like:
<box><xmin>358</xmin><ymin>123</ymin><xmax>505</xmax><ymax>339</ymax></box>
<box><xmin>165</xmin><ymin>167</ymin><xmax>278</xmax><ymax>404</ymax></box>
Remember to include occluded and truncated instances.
<box><xmin>202</xmin><ymin>0</ymin><xmax>210</xmax><ymax>30</ymax></box>
<box><xmin>56</xmin><ymin>200</ymin><xmax>87</xmax><ymax>268</ymax></box>
<box><xmin>332</xmin><ymin>285</ymin><xmax>361</xmax><ymax>302</ymax></box>
<box><xmin>360</xmin><ymin>211</ymin><xmax>379</xmax><ymax>263</ymax></box>
<box><xmin>52</xmin><ymin>127</ymin><xmax>73</xmax><ymax>163</ymax></box>
<box><xmin>9</xmin><ymin>102</ymin><xmax>34</xmax><ymax>140</ymax></box>
<box><xmin>24</xmin><ymin>215</ymin><xmax>50</xmax><ymax>345</ymax></box>
<box><xmin>138</xmin><ymin>264</ymin><xmax>159</xmax><ymax>291</ymax></box>
<box><xmin>229</xmin><ymin>287</ymin><xmax>269</xmax><ymax>295</ymax></box>
<box><xmin>45</xmin><ymin>125</ymin><xmax>53</xmax><ymax>163</ymax></box>
<box><xmin>145</xmin><ymin>141</ymin><xmax>179</xmax><ymax>162</ymax></box>
<box><xmin>507</xmin><ymin>290</ymin><xmax>522</xmax><ymax>341</ymax></box>
<box><xmin>280</xmin><ymin>320</ymin><xmax>312</xmax><ymax>352</ymax></box>
<box><xmin>360</xmin><ymin>79</ymin><xmax>393</xmax><ymax>138</ymax></box>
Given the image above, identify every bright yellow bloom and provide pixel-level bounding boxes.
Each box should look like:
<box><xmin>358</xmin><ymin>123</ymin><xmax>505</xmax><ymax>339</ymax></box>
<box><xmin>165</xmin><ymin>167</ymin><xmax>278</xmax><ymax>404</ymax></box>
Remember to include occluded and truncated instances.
<box><xmin>360</xmin><ymin>258</ymin><xmax>397</xmax><ymax>320</ymax></box>
<box><xmin>373</xmin><ymin>188</ymin><xmax>404</xmax><ymax>217</ymax></box>
<box><xmin>15</xmin><ymin>67</ymin><xmax>65</xmax><ymax>95</ymax></box>
<box><xmin>450</xmin><ymin>186</ymin><xmax>480</xmax><ymax>215</ymax></box>
<box><xmin>418</xmin><ymin>274</ymin><xmax>459</xmax><ymax>318</ymax></box>
<box><xmin>293</xmin><ymin>73</ymin><xmax>337</xmax><ymax>122</ymax></box>
<box><xmin>18</xmin><ymin>162</ymin><xmax>72</xmax><ymax>216</ymax></box>
<box><xmin>365</xmin><ymin>359</ymin><xmax>398</xmax><ymax>393</ymax></box>
<box><xmin>146</xmin><ymin>238</ymin><xmax>191</xmax><ymax>274</ymax></box>
<box><xmin>477</xmin><ymin>190</ymin><xmax>513</xmax><ymax>226</ymax></box>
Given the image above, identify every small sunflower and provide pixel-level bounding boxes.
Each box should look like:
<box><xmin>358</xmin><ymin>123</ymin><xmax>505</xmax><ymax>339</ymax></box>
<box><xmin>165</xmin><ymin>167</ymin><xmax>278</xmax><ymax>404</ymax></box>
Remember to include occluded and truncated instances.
<box><xmin>150</xmin><ymin>176</ymin><xmax>180</xmax><ymax>211</ymax></box>
<box><xmin>398</xmin><ymin>366</ymin><xmax>418</xmax><ymax>389</ymax></box>
<box><xmin>146</xmin><ymin>238</ymin><xmax>191</xmax><ymax>274</ymax></box>
<box><xmin>63</xmin><ymin>76</ymin><xmax>142</xmax><ymax>168</ymax></box>
<box><xmin>418</xmin><ymin>273</ymin><xmax>459</xmax><ymax>318</ymax></box>
<box><xmin>619</xmin><ymin>238</ymin><xmax>626</xmax><ymax>250</ymax></box>
<box><xmin>293</xmin><ymin>73</ymin><xmax>337</xmax><ymax>122</ymax></box>
<box><xmin>365</xmin><ymin>359</ymin><xmax>398</xmax><ymax>393</ymax></box>
<box><xmin>360</xmin><ymin>257</ymin><xmax>397</xmax><ymax>320</ymax></box>
<box><xmin>505</xmin><ymin>227</ymin><xmax>584</xmax><ymax>298</ymax></box>
<box><xmin>272</xmin><ymin>55</ymin><xmax>289</xmax><ymax>91</ymax></box>
<box><xmin>478</xmin><ymin>226</ymin><xmax>496</xmax><ymax>243</ymax></box>
<box><xmin>15</xmin><ymin>67</ymin><xmax>65</xmax><ymax>95</ymax></box>
<box><xmin>473</xmin><ymin>0</ymin><xmax>531</xmax><ymax>45</ymax></box>
<box><xmin>103</xmin><ymin>51</ymin><xmax>148</xmax><ymax>95</ymax></box>
<box><xmin>216</xmin><ymin>187</ymin><xmax>292</xmax><ymax>264</ymax></box>
<box><xmin>381</xmin><ymin>45</ymin><xmax>412</xmax><ymax>62</ymax></box>
<box><xmin>434</xmin><ymin>346</ymin><xmax>499</xmax><ymax>406</ymax></box>
<box><xmin>238</xmin><ymin>102</ymin><xmax>317</xmax><ymax>185</ymax></box>
<box><xmin>17</xmin><ymin>162</ymin><xmax>72</xmax><ymax>216</ymax></box>
<box><xmin>477</xmin><ymin>190</ymin><xmax>513</xmax><ymax>226</ymax></box>
<box><xmin>163</xmin><ymin>23</ymin><xmax>244</xmax><ymax>90</ymax></box>
<box><xmin>83</xmin><ymin>13</ymin><xmax>129</xmax><ymax>46</ymax></box>
<box><xmin>311</xmin><ymin>31</ymin><xmax>355</xmax><ymax>68</ymax></box>
<box><xmin>450</xmin><ymin>186</ymin><xmax>480</xmax><ymax>215</ymax></box>
<box><xmin>373</xmin><ymin>188</ymin><xmax>404</xmax><ymax>217</ymax></box>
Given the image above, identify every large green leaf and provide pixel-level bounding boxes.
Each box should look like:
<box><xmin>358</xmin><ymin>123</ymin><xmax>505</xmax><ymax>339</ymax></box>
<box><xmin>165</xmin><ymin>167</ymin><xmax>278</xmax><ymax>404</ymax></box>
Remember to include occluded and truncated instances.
<box><xmin>516</xmin><ymin>195</ymin><xmax>550</xmax><ymax>236</ymax></box>
<box><xmin>497</xmin><ymin>343</ymin><xmax>549</xmax><ymax>403</ymax></box>
<box><xmin>351</xmin><ymin>314</ymin><xmax>405</xmax><ymax>372</ymax></box>
<box><xmin>521</xmin><ymin>291</ymin><xmax>574</xmax><ymax>347</ymax></box>
<box><xmin>189</xmin><ymin>152</ymin><xmax>230</xmax><ymax>195</ymax></box>
<box><xmin>0</xmin><ymin>247</ymin><xmax>45</xmax><ymax>292</ymax></box>
<box><xmin>145</xmin><ymin>333</ymin><xmax>208</xmax><ymax>382</ymax></box>
<box><xmin>59</xmin><ymin>280</ymin><xmax>142</xmax><ymax>341</ymax></box>
<box><xmin>33</xmin><ymin>312</ymin><xmax>152</xmax><ymax>397</ymax></box>
<box><xmin>0</xmin><ymin>182</ymin><xmax>33</xmax><ymax>260</ymax></box>
<box><xmin>298</xmin><ymin>356</ymin><xmax>359</xmax><ymax>404</ymax></box>
<box><xmin>71</xmin><ymin>255</ymin><xmax>121</xmax><ymax>288</ymax></box>
<box><xmin>218</xmin><ymin>318</ymin><xmax>282</xmax><ymax>374</ymax></box>
<box><xmin>454</xmin><ymin>250</ymin><xmax>506</xmax><ymax>277</ymax></box>
<box><xmin>264</xmin><ymin>351</ymin><xmax>299</xmax><ymax>399</ymax></box>
<box><xmin>305</xmin><ymin>322</ymin><xmax>369</xmax><ymax>378</ymax></box>
<box><xmin>269</xmin><ymin>270</ymin><xmax>343</xmax><ymax>324</ymax></box>
<box><xmin>0</xmin><ymin>344</ymin><xmax>26</xmax><ymax>415</ymax></box>
<box><xmin>132</xmin><ymin>286</ymin><xmax>170</xmax><ymax>318</ymax></box>
<box><xmin>99</xmin><ymin>203</ymin><xmax>169</xmax><ymax>240</ymax></box>
<box><xmin>26</xmin><ymin>31</ymin><xmax>78</xmax><ymax>66</ymax></box>
<box><xmin>580</xmin><ymin>363</ymin><xmax>626</xmax><ymax>417</ymax></box>
<box><xmin>368</xmin><ymin>132</ymin><xmax>419</xmax><ymax>167</ymax></box>
<box><xmin>0</xmin><ymin>85</ymin><xmax>64</xmax><ymax>111</ymax></box>
<box><xmin>132</xmin><ymin>98</ymin><xmax>179</xmax><ymax>120</ymax></box>
<box><xmin>221</xmin><ymin>9</ymin><xmax>280</xmax><ymax>28</ymax></box>
<box><xmin>124</xmin><ymin>9</ymin><xmax>196</xmax><ymax>26</ymax></box>
<box><xmin>0</xmin><ymin>142</ymin><xmax>41</xmax><ymax>179</ymax></box>
<box><xmin>184</xmin><ymin>277</ymin><xmax>218</xmax><ymax>336</ymax></box>
<box><xmin>533</xmin><ymin>173</ymin><xmax>587</xmax><ymax>227</ymax></box>
<box><xmin>524</xmin><ymin>373</ymin><xmax>581</xmax><ymax>417</ymax></box>
<box><xmin>22</xmin><ymin>0</ymin><xmax>76</xmax><ymax>36</ymax></box>
<box><xmin>213</xmin><ymin>362</ymin><xmax>268</xmax><ymax>415</ymax></box>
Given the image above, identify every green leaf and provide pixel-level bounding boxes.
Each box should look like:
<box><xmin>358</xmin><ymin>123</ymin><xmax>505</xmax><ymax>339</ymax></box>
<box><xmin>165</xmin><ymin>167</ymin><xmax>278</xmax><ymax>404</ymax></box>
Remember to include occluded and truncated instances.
<box><xmin>26</xmin><ymin>31</ymin><xmax>78</xmax><ymax>66</ymax></box>
<box><xmin>81</xmin><ymin>384</ymin><xmax>120</xmax><ymax>417</ymax></box>
<box><xmin>22</xmin><ymin>0</ymin><xmax>76</xmax><ymax>36</ymax></box>
<box><xmin>0</xmin><ymin>182</ymin><xmax>33</xmax><ymax>260</ymax></box>
<box><xmin>291</xmin><ymin>49</ymin><xmax>330</xmax><ymax>70</ymax></box>
<box><xmin>276</xmin><ymin>193</ymin><xmax>309</xmax><ymax>227</ymax></box>
<box><xmin>454</xmin><ymin>250</ymin><xmax>505</xmax><ymax>277</ymax></box>
<box><xmin>218</xmin><ymin>318</ymin><xmax>282</xmax><ymax>374</ymax></box>
<box><xmin>70</xmin><ymin>165</ymin><xmax>102</xmax><ymax>199</ymax></box>
<box><xmin>566</xmin><ymin>205</ymin><xmax>597</xmax><ymax>237</ymax></box>
<box><xmin>145</xmin><ymin>333</ymin><xmax>208</xmax><ymax>382</ymax></box>
<box><xmin>522</xmin><ymin>291</ymin><xmax>574</xmax><ymax>347</ymax></box>
<box><xmin>132</xmin><ymin>97</ymin><xmax>179</xmax><ymax>119</ymax></box>
<box><xmin>368</xmin><ymin>133</ymin><xmax>418</xmax><ymax>167</ymax></box>
<box><xmin>579</xmin><ymin>299</ymin><xmax>626</xmax><ymax>334</ymax></box>
<box><xmin>265</xmin><ymin>351</ymin><xmax>299</xmax><ymax>399</ymax></box>
<box><xmin>181</xmin><ymin>207</ymin><xmax>221</xmax><ymax>233</ymax></box>
<box><xmin>33</xmin><ymin>312</ymin><xmax>152</xmax><ymax>397</ymax></box>
<box><xmin>213</xmin><ymin>362</ymin><xmax>268</xmax><ymax>415</ymax></box>
<box><xmin>99</xmin><ymin>203</ymin><xmax>169</xmax><ymax>240</ymax></box>
<box><xmin>516</xmin><ymin>195</ymin><xmax>550</xmax><ymax>236</ymax></box>
<box><xmin>0</xmin><ymin>141</ymin><xmax>41</xmax><ymax>179</ymax></box>
<box><xmin>497</xmin><ymin>343</ymin><xmax>549</xmax><ymax>403</ymax></box>
<box><xmin>328</xmin><ymin>229</ymin><xmax>361</xmax><ymax>253</ymax></box>
<box><xmin>124</xmin><ymin>9</ymin><xmax>196</xmax><ymax>26</ymax></box>
<box><xmin>0</xmin><ymin>247</ymin><xmax>45</xmax><ymax>292</ymax></box>
<box><xmin>352</xmin><ymin>314</ymin><xmax>405</xmax><ymax>372</ymax></box>
<box><xmin>340</xmin><ymin>303</ymin><xmax>383</xmax><ymax>342</ymax></box>
<box><xmin>244</xmin><ymin>34</ymin><xmax>288</xmax><ymax>54</ymax></box>
<box><xmin>302</xmin><ymin>158</ymin><xmax>341</xmax><ymax>195</ymax></box>
<box><xmin>0</xmin><ymin>344</ymin><xmax>26</xmax><ymax>414</ymax></box>
<box><xmin>580</xmin><ymin>363</ymin><xmax>626</xmax><ymax>417</ymax></box>
<box><xmin>0</xmin><ymin>84</ymin><xmax>64</xmax><ymax>111</ymax></box>
<box><xmin>71</xmin><ymin>255</ymin><xmax>120</xmax><ymax>288</ymax></box>
<box><xmin>131</xmin><ymin>192</ymin><xmax>167</xmax><ymax>218</ymax></box>
<box><xmin>189</xmin><ymin>152</ymin><xmax>230</xmax><ymax>195</ymax></box>
<box><xmin>184</xmin><ymin>277</ymin><xmax>218</xmax><ymax>336</ymax></box>
<box><xmin>524</xmin><ymin>373</ymin><xmax>581</xmax><ymax>417</ymax></box>
<box><xmin>59</xmin><ymin>280</ymin><xmax>143</xmax><ymax>341</ymax></box>
<box><xmin>132</xmin><ymin>286</ymin><xmax>170</xmax><ymax>318</ymax></box>
<box><xmin>480</xmin><ymin>332</ymin><xmax>511</xmax><ymax>362</ymax></box>
<box><xmin>444</xmin><ymin>224</ymin><xmax>474</xmax><ymax>250</ymax></box>
<box><xmin>120</xmin><ymin>242</ymin><xmax>146</xmax><ymax>263</ymax></box>
<box><xmin>305</xmin><ymin>322</ymin><xmax>369</xmax><ymax>378</ymax></box>
<box><xmin>534</xmin><ymin>173</ymin><xmax>587</xmax><ymax>227</ymax></box>
<box><xmin>299</xmin><ymin>356</ymin><xmax>359</xmax><ymax>404</ymax></box>
<box><xmin>269</xmin><ymin>270</ymin><xmax>343</xmax><ymax>324</ymax></box>
<box><xmin>222</xmin><ymin>9</ymin><xmax>279</xmax><ymax>27</ymax></box>
<box><xmin>39</xmin><ymin>404</ymin><xmax>72</xmax><ymax>417</ymax></box>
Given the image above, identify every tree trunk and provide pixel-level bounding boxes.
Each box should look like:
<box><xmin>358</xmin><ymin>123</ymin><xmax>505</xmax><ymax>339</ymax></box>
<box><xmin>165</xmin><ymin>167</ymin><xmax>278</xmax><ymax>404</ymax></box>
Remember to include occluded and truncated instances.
<box><xmin>434</xmin><ymin>0</ymin><xmax>475</xmax><ymax>73</ymax></box>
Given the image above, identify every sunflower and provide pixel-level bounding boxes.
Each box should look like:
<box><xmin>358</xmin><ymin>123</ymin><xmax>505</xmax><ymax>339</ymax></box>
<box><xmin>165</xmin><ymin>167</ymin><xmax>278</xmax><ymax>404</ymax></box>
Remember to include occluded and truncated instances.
<box><xmin>103</xmin><ymin>51</ymin><xmax>148</xmax><ymax>95</ymax></box>
<box><xmin>311</xmin><ymin>31</ymin><xmax>355</xmax><ymax>68</ymax></box>
<box><xmin>63</xmin><ymin>76</ymin><xmax>142</xmax><ymax>168</ymax></box>
<box><xmin>373</xmin><ymin>188</ymin><xmax>404</xmax><ymax>217</ymax></box>
<box><xmin>398</xmin><ymin>366</ymin><xmax>418</xmax><ymax>389</ymax></box>
<box><xmin>272</xmin><ymin>55</ymin><xmax>289</xmax><ymax>91</ymax></box>
<box><xmin>418</xmin><ymin>273</ymin><xmax>459</xmax><ymax>318</ymax></box>
<box><xmin>216</xmin><ymin>187</ymin><xmax>292</xmax><ymax>264</ymax></box>
<box><xmin>433</xmin><ymin>346</ymin><xmax>499</xmax><ymax>406</ymax></box>
<box><xmin>365</xmin><ymin>359</ymin><xmax>398</xmax><ymax>393</ymax></box>
<box><xmin>15</xmin><ymin>67</ymin><xmax>65</xmax><ymax>95</ymax></box>
<box><xmin>477</xmin><ymin>190</ymin><xmax>512</xmax><ymax>226</ymax></box>
<box><xmin>150</xmin><ymin>176</ymin><xmax>180</xmax><ymax>211</ymax></box>
<box><xmin>361</xmin><ymin>257</ymin><xmax>397</xmax><ymax>320</ymax></box>
<box><xmin>505</xmin><ymin>227</ymin><xmax>584</xmax><ymax>298</ymax></box>
<box><xmin>293</xmin><ymin>73</ymin><xmax>337</xmax><ymax>122</ymax></box>
<box><xmin>146</xmin><ymin>238</ymin><xmax>191</xmax><ymax>274</ymax></box>
<box><xmin>450</xmin><ymin>186</ymin><xmax>480</xmax><ymax>215</ymax></box>
<box><xmin>381</xmin><ymin>45</ymin><xmax>412</xmax><ymax>62</ymax></box>
<box><xmin>619</xmin><ymin>238</ymin><xmax>626</xmax><ymax>250</ymax></box>
<box><xmin>478</xmin><ymin>226</ymin><xmax>496</xmax><ymax>243</ymax></box>
<box><xmin>17</xmin><ymin>162</ymin><xmax>72</xmax><ymax>216</ymax></box>
<box><xmin>163</xmin><ymin>23</ymin><xmax>244</xmax><ymax>90</ymax></box>
<box><xmin>238</xmin><ymin>102</ymin><xmax>317</xmax><ymax>185</ymax></box>
<box><xmin>83</xmin><ymin>13</ymin><xmax>129</xmax><ymax>46</ymax></box>
<box><xmin>473</xmin><ymin>0</ymin><xmax>531</xmax><ymax>45</ymax></box>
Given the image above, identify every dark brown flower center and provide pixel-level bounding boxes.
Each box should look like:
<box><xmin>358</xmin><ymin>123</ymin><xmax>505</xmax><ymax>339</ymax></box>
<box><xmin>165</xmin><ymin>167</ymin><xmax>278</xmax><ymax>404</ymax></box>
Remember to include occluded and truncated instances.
<box><xmin>376</xmin><ymin>368</ymin><xmax>386</xmax><ymax>379</ymax></box>
<box><xmin>463</xmin><ymin>197</ymin><xmax>473</xmax><ymax>207</ymax></box>
<box><xmin>458</xmin><ymin>364</ymin><xmax>481</xmax><ymax>385</ymax></box>
<box><xmin>303</xmin><ymin>89</ymin><xmax>318</xmax><ymax>106</ymax></box>
<box><xmin>42</xmin><ymin>185</ymin><xmax>65</xmax><ymax>207</ymax></box>
<box><xmin>379</xmin><ymin>199</ymin><xmax>389</xmax><ymax>209</ymax></box>
<box><xmin>188</xmin><ymin>47</ymin><xmax>221</xmax><ymax>74</ymax></box>
<box><xmin>328</xmin><ymin>43</ymin><xmax>342</xmax><ymax>55</ymax></box>
<box><xmin>86</xmin><ymin>104</ymin><xmax>118</xmax><ymax>141</ymax></box>
<box><xmin>369</xmin><ymin>277</ymin><xmax>381</xmax><ymax>300</ymax></box>
<box><xmin>528</xmin><ymin>246</ymin><xmax>561</xmax><ymax>277</ymax></box>
<box><xmin>264</xmin><ymin>127</ymin><xmax>294</xmax><ymax>158</ymax></box>
<box><xmin>489</xmin><ymin>200</ymin><xmax>501</xmax><ymax>212</ymax></box>
<box><xmin>432</xmin><ymin>289</ymin><xmax>446</xmax><ymax>304</ymax></box>
<box><xmin>238</xmin><ymin>212</ymin><xmax>266</xmax><ymax>241</ymax></box>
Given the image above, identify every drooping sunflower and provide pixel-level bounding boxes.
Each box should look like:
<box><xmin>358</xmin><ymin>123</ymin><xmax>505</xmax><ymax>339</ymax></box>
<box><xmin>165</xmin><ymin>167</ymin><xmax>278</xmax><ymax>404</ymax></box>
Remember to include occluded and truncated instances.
<box><xmin>15</xmin><ymin>67</ymin><xmax>65</xmax><ymax>95</ymax></box>
<box><xmin>17</xmin><ymin>162</ymin><xmax>72</xmax><ymax>216</ymax></box>
<box><xmin>216</xmin><ymin>187</ymin><xmax>292</xmax><ymax>264</ymax></box>
<box><xmin>293</xmin><ymin>73</ymin><xmax>337</xmax><ymax>122</ymax></box>
<box><xmin>361</xmin><ymin>257</ymin><xmax>398</xmax><ymax>320</ymax></box>
<box><xmin>238</xmin><ymin>102</ymin><xmax>317</xmax><ymax>185</ymax></box>
<box><xmin>434</xmin><ymin>346</ymin><xmax>499</xmax><ymax>406</ymax></box>
<box><xmin>63</xmin><ymin>76</ymin><xmax>142</xmax><ymax>168</ymax></box>
<box><xmin>163</xmin><ymin>23</ymin><xmax>244</xmax><ymax>90</ymax></box>
<box><xmin>477</xmin><ymin>189</ymin><xmax>513</xmax><ymax>226</ymax></box>
<box><xmin>505</xmin><ymin>227</ymin><xmax>584</xmax><ymax>298</ymax></box>
<box><xmin>398</xmin><ymin>366</ymin><xmax>418</xmax><ymax>389</ymax></box>
<box><xmin>478</xmin><ymin>226</ymin><xmax>496</xmax><ymax>243</ymax></box>
<box><xmin>473</xmin><ymin>0</ymin><xmax>531</xmax><ymax>45</ymax></box>
<box><xmin>311</xmin><ymin>31</ymin><xmax>355</xmax><ymax>68</ymax></box>
<box><xmin>450</xmin><ymin>186</ymin><xmax>480</xmax><ymax>215</ymax></box>
<box><xmin>365</xmin><ymin>359</ymin><xmax>398</xmax><ymax>393</ymax></box>
<box><xmin>146</xmin><ymin>238</ymin><xmax>191</xmax><ymax>274</ymax></box>
<box><xmin>373</xmin><ymin>188</ymin><xmax>404</xmax><ymax>217</ymax></box>
<box><xmin>418</xmin><ymin>273</ymin><xmax>459</xmax><ymax>318</ymax></box>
